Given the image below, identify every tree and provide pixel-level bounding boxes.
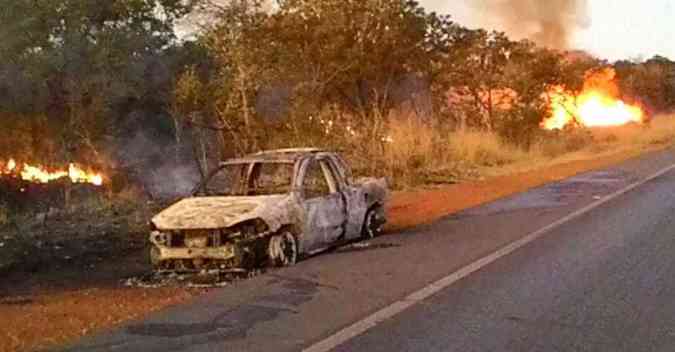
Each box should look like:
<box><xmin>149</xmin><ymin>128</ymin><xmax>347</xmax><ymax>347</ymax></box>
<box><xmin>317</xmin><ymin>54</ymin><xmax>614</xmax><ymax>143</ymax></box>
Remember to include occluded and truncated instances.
<box><xmin>0</xmin><ymin>0</ymin><xmax>198</xmax><ymax>164</ymax></box>
<box><xmin>615</xmin><ymin>55</ymin><xmax>675</xmax><ymax>113</ymax></box>
<box><xmin>496</xmin><ymin>42</ymin><xmax>573</xmax><ymax>145</ymax></box>
<box><xmin>272</xmin><ymin>0</ymin><xmax>458</xmax><ymax>119</ymax></box>
<box><xmin>446</xmin><ymin>29</ymin><xmax>518</xmax><ymax>130</ymax></box>
<box><xmin>174</xmin><ymin>0</ymin><xmax>460</xmax><ymax>160</ymax></box>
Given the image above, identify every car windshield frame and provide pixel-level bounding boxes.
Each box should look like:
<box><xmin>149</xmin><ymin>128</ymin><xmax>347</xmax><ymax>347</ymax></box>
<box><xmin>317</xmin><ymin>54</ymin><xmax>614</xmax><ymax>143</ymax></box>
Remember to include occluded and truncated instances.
<box><xmin>195</xmin><ymin>160</ymin><xmax>296</xmax><ymax>197</ymax></box>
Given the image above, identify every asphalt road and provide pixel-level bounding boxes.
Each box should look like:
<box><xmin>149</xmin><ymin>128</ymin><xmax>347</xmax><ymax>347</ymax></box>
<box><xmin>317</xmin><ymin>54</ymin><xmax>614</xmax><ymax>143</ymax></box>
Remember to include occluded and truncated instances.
<box><xmin>66</xmin><ymin>148</ymin><xmax>675</xmax><ymax>352</ymax></box>
<box><xmin>335</xmin><ymin>163</ymin><xmax>675</xmax><ymax>351</ymax></box>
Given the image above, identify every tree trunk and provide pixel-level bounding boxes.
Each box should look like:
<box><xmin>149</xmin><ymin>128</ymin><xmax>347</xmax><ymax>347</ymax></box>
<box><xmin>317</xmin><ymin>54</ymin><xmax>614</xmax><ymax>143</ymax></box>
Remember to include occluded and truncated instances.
<box><xmin>238</xmin><ymin>67</ymin><xmax>254</xmax><ymax>153</ymax></box>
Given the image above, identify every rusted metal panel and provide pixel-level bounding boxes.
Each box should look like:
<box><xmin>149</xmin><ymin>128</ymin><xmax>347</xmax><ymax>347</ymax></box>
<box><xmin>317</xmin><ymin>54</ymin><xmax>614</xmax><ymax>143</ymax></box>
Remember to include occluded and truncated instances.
<box><xmin>154</xmin><ymin>245</ymin><xmax>237</xmax><ymax>261</ymax></box>
<box><xmin>302</xmin><ymin>194</ymin><xmax>347</xmax><ymax>252</ymax></box>
<box><xmin>151</xmin><ymin>195</ymin><xmax>291</xmax><ymax>231</ymax></box>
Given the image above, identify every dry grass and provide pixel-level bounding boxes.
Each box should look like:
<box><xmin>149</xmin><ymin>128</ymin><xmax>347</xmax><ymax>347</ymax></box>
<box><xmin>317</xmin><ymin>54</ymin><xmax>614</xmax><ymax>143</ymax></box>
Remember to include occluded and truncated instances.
<box><xmin>378</xmin><ymin>117</ymin><xmax>441</xmax><ymax>185</ymax></box>
<box><xmin>340</xmin><ymin>116</ymin><xmax>538</xmax><ymax>188</ymax></box>
<box><xmin>592</xmin><ymin>115</ymin><xmax>675</xmax><ymax>147</ymax></box>
<box><xmin>266</xmin><ymin>110</ymin><xmax>675</xmax><ymax>189</ymax></box>
<box><xmin>356</xmin><ymin>113</ymin><xmax>675</xmax><ymax>189</ymax></box>
<box><xmin>348</xmin><ymin>115</ymin><xmax>544</xmax><ymax>188</ymax></box>
<box><xmin>489</xmin><ymin>115</ymin><xmax>675</xmax><ymax>179</ymax></box>
<box><xmin>447</xmin><ymin>130</ymin><xmax>530</xmax><ymax>167</ymax></box>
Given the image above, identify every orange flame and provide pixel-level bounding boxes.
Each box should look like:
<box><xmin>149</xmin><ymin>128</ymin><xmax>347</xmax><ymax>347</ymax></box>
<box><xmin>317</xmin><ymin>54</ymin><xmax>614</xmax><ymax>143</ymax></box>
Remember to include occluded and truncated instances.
<box><xmin>5</xmin><ymin>159</ymin><xmax>16</xmax><ymax>173</ymax></box>
<box><xmin>1</xmin><ymin>159</ymin><xmax>103</xmax><ymax>186</ymax></box>
<box><xmin>542</xmin><ymin>68</ymin><xmax>645</xmax><ymax>130</ymax></box>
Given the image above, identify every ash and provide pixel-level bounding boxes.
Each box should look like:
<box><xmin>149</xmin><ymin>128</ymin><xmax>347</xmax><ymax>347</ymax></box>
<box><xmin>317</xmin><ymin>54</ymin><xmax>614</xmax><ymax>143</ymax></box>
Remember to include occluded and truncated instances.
<box><xmin>123</xmin><ymin>269</ymin><xmax>265</xmax><ymax>289</ymax></box>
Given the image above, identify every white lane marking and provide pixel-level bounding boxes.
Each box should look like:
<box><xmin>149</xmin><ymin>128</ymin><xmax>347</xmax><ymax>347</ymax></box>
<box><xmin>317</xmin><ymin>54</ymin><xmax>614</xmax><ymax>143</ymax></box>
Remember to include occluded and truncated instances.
<box><xmin>303</xmin><ymin>162</ymin><xmax>675</xmax><ymax>352</ymax></box>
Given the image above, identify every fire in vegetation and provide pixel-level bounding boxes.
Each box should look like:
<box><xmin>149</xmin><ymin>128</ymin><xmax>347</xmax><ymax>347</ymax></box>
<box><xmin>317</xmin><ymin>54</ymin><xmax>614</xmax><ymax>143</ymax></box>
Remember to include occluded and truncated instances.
<box><xmin>0</xmin><ymin>159</ymin><xmax>104</xmax><ymax>186</ymax></box>
<box><xmin>542</xmin><ymin>68</ymin><xmax>645</xmax><ymax>130</ymax></box>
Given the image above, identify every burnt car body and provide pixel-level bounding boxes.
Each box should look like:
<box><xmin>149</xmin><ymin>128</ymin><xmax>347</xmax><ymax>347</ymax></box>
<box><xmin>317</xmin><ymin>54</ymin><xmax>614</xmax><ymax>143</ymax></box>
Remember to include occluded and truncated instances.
<box><xmin>149</xmin><ymin>148</ymin><xmax>387</xmax><ymax>270</ymax></box>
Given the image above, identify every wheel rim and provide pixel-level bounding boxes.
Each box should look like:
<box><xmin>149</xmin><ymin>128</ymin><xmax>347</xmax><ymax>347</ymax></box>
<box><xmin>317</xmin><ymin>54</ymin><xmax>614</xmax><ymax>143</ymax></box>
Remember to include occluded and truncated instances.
<box><xmin>365</xmin><ymin>210</ymin><xmax>381</xmax><ymax>239</ymax></box>
<box><xmin>281</xmin><ymin>233</ymin><xmax>297</xmax><ymax>265</ymax></box>
<box><xmin>269</xmin><ymin>232</ymin><xmax>297</xmax><ymax>266</ymax></box>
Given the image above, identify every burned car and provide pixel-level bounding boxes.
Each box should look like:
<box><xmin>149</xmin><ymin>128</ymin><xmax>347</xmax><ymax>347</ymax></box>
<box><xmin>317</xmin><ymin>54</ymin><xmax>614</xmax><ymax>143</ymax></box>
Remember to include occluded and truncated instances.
<box><xmin>149</xmin><ymin>148</ymin><xmax>387</xmax><ymax>271</ymax></box>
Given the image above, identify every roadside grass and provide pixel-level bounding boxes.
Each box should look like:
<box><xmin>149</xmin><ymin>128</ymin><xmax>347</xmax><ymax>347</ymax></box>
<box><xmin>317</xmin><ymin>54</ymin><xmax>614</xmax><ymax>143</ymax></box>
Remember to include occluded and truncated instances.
<box><xmin>260</xmin><ymin>107</ymin><xmax>675</xmax><ymax>189</ymax></box>
<box><xmin>448</xmin><ymin>130</ymin><xmax>526</xmax><ymax>166</ymax></box>
<box><xmin>603</xmin><ymin>114</ymin><xmax>675</xmax><ymax>147</ymax></box>
<box><xmin>342</xmin><ymin>113</ymin><xmax>675</xmax><ymax>189</ymax></box>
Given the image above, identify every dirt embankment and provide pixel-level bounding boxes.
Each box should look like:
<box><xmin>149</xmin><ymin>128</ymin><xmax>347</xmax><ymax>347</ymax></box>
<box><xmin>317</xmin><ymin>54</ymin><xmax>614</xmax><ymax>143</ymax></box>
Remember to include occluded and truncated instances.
<box><xmin>0</xmin><ymin>146</ymin><xmax>663</xmax><ymax>352</ymax></box>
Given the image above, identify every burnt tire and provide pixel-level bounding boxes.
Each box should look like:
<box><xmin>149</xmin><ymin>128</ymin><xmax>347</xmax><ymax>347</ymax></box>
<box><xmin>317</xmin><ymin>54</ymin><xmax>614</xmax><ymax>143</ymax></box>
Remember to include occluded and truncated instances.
<box><xmin>268</xmin><ymin>231</ymin><xmax>298</xmax><ymax>267</ymax></box>
<box><xmin>362</xmin><ymin>205</ymin><xmax>385</xmax><ymax>240</ymax></box>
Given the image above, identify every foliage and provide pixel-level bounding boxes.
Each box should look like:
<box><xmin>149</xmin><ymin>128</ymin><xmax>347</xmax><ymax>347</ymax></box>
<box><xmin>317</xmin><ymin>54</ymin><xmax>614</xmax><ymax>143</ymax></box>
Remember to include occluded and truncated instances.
<box><xmin>447</xmin><ymin>29</ymin><xmax>519</xmax><ymax>130</ymax></box>
<box><xmin>171</xmin><ymin>0</ymin><xmax>461</xmax><ymax>157</ymax></box>
<box><xmin>173</xmin><ymin>0</ymin><xmax>588</xmax><ymax>164</ymax></box>
<box><xmin>3</xmin><ymin>0</ymin><xmax>675</xmax><ymax>190</ymax></box>
<box><xmin>615</xmin><ymin>55</ymin><xmax>675</xmax><ymax>114</ymax></box>
<box><xmin>0</xmin><ymin>0</ymin><xmax>200</xmax><ymax>165</ymax></box>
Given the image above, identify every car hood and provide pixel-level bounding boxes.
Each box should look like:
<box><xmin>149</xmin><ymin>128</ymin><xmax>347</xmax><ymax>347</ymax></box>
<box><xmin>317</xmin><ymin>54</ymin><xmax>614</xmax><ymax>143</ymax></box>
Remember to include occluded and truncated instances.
<box><xmin>151</xmin><ymin>195</ymin><xmax>290</xmax><ymax>231</ymax></box>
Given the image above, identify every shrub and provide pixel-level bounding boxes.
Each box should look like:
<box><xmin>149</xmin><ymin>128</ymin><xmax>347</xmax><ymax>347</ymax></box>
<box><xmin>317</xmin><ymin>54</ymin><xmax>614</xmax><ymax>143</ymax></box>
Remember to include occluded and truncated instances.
<box><xmin>533</xmin><ymin>128</ymin><xmax>594</xmax><ymax>158</ymax></box>
<box><xmin>448</xmin><ymin>130</ymin><xmax>527</xmax><ymax>167</ymax></box>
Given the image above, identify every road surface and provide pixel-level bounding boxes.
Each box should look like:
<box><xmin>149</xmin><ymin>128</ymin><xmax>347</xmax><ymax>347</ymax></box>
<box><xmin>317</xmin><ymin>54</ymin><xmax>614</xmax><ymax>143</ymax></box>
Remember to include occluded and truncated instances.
<box><xmin>66</xmin><ymin>149</ymin><xmax>675</xmax><ymax>352</ymax></box>
<box><xmin>335</xmin><ymin>163</ymin><xmax>675</xmax><ymax>352</ymax></box>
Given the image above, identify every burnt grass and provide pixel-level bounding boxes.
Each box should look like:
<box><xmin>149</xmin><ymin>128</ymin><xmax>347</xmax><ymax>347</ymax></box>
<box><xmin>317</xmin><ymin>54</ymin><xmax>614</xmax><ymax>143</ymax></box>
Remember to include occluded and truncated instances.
<box><xmin>0</xmin><ymin>180</ymin><xmax>169</xmax><ymax>298</ymax></box>
<box><xmin>0</xmin><ymin>176</ymin><xmax>264</xmax><ymax>299</ymax></box>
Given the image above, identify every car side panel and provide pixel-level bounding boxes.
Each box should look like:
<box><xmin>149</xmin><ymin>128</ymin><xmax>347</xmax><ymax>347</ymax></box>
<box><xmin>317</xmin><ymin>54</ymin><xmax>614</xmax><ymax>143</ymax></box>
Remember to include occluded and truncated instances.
<box><xmin>342</xmin><ymin>186</ymin><xmax>369</xmax><ymax>239</ymax></box>
<box><xmin>302</xmin><ymin>194</ymin><xmax>347</xmax><ymax>251</ymax></box>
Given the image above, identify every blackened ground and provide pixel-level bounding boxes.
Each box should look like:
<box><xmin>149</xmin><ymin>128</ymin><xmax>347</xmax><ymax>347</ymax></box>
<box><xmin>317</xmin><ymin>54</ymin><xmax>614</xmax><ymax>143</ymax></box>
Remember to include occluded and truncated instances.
<box><xmin>0</xmin><ymin>195</ymin><xmax>203</xmax><ymax>352</ymax></box>
<box><xmin>0</xmin><ymin>189</ymin><xmax>150</xmax><ymax>280</ymax></box>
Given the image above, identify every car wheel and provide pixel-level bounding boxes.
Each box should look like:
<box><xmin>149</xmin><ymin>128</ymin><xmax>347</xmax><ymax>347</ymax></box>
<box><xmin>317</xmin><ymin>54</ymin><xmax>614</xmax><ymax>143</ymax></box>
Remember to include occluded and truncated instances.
<box><xmin>268</xmin><ymin>230</ymin><xmax>298</xmax><ymax>267</ymax></box>
<box><xmin>362</xmin><ymin>205</ymin><xmax>385</xmax><ymax>239</ymax></box>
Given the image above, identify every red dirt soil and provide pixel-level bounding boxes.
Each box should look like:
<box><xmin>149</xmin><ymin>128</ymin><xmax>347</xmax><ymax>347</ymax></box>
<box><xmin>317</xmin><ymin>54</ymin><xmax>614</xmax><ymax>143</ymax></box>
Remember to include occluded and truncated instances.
<box><xmin>0</xmin><ymin>149</ymin><xmax>648</xmax><ymax>352</ymax></box>
<box><xmin>386</xmin><ymin>150</ymin><xmax>646</xmax><ymax>231</ymax></box>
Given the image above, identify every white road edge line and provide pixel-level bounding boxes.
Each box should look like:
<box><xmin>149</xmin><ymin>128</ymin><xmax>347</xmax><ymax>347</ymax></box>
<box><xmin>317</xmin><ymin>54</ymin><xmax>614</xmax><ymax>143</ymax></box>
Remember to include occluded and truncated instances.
<box><xmin>303</xmin><ymin>162</ymin><xmax>675</xmax><ymax>352</ymax></box>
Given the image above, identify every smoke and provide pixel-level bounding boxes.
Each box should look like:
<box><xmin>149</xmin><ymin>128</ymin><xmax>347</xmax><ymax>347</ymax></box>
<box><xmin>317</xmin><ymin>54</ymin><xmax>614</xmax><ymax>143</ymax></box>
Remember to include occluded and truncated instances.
<box><xmin>146</xmin><ymin>162</ymin><xmax>201</xmax><ymax>199</ymax></box>
<box><xmin>111</xmin><ymin>112</ymin><xmax>201</xmax><ymax>200</ymax></box>
<box><xmin>470</xmin><ymin>0</ymin><xmax>590</xmax><ymax>49</ymax></box>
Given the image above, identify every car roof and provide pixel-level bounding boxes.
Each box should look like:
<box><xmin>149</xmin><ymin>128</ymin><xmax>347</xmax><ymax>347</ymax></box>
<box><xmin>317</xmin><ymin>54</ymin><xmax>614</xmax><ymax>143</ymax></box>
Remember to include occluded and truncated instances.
<box><xmin>220</xmin><ymin>148</ymin><xmax>332</xmax><ymax>165</ymax></box>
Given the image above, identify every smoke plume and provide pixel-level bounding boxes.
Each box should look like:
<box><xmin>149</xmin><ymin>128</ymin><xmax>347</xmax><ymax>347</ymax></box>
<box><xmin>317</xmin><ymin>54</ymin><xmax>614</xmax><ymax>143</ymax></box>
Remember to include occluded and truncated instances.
<box><xmin>111</xmin><ymin>112</ymin><xmax>202</xmax><ymax>200</ymax></box>
<box><xmin>471</xmin><ymin>0</ymin><xmax>590</xmax><ymax>49</ymax></box>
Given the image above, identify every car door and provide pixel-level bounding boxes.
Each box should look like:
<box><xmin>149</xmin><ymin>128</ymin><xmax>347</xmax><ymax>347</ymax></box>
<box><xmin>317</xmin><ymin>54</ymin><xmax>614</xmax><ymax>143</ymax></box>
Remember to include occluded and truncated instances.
<box><xmin>322</xmin><ymin>155</ymin><xmax>364</xmax><ymax>240</ymax></box>
<box><xmin>300</xmin><ymin>158</ymin><xmax>348</xmax><ymax>252</ymax></box>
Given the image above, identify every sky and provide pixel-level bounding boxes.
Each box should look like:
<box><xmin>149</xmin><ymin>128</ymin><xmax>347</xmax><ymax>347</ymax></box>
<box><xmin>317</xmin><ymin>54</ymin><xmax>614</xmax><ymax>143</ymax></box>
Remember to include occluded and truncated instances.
<box><xmin>420</xmin><ymin>0</ymin><xmax>675</xmax><ymax>62</ymax></box>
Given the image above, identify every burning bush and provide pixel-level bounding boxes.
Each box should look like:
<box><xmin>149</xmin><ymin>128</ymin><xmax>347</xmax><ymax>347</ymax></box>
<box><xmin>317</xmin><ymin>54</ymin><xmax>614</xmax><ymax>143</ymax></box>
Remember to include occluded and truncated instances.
<box><xmin>1</xmin><ymin>159</ymin><xmax>103</xmax><ymax>186</ymax></box>
<box><xmin>0</xmin><ymin>159</ymin><xmax>108</xmax><ymax>219</ymax></box>
<box><xmin>542</xmin><ymin>68</ymin><xmax>646</xmax><ymax>130</ymax></box>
